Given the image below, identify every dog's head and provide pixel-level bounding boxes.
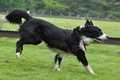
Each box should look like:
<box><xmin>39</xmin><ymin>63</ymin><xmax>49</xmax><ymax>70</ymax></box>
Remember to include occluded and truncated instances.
<box><xmin>73</xmin><ymin>20</ymin><xmax>108</xmax><ymax>45</ymax></box>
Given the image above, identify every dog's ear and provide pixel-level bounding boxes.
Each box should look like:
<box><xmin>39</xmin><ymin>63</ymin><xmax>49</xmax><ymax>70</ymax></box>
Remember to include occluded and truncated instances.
<box><xmin>89</xmin><ymin>20</ymin><xmax>93</xmax><ymax>26</ymax></box>
<box><xmin>72</xmin><ymin>27</ymin><xmax>81</xmax><ymax>39</ymax></box>
<box><xmin>85</xmin><ymin>19</ymin><xmax>90</xmax><ymax>27</ymax></box>
<box><xmin>73</xmin><ymin>26</ymin><xmax>81</xmax><ymax>35</ymax></box>
<box><xmin>85</xmin><ymin>19</ymin><xmax>94</xmax><ymax>27</ymax></box>
<box><xmin>85</xmin><ymin>19</ymin><xmax>89</xmax><ymax>24</ymax></box>
<box><xmin>74</xmin><ymin>26</ymin><xmax>80</xmax><ymax>32</ymax></box>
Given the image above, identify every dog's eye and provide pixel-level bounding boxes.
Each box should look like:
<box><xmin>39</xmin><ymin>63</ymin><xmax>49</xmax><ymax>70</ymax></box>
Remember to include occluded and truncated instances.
<box><xmin>81</xmin><ymin>28</ymin><xmax>84</xmax><ymax>31</ymax></box>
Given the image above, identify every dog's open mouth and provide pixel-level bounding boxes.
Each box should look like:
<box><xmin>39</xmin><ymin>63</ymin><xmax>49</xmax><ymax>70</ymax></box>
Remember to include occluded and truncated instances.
<box><xmin>95</xmin><ymin>38</ymin><xmax>104</xmax><ymax>43</ymax></box>
<box><xmin>84</xmin><ymin>44</ymin><xmax>86</xmax><ymax>51</ymax></box>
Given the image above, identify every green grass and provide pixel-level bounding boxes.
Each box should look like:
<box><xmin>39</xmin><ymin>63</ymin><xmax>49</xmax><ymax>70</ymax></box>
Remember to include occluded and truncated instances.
<box><xmin>0</xmin><ymin>38</ymin><xmax>120</xmax><ymax>80</ymax></box>
<box><xmin>0</xmin><ymin>15</ymin><xmax>120</xmax><ymax>80</ymax></box>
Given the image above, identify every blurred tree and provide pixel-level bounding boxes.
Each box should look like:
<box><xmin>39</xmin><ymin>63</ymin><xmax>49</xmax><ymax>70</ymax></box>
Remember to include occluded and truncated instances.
<box><xmin>105</xmin><ymin>0</ymin><xmax>120</xmax><ymax>19</ymax></box>
<box><xmin>42</xmin><ymin>0</ymin><xmax>69</xmax><ymax>11</ymax></box>
<box><xmin>0</xmin><ymin>0</ymin><xmax>25</xmax><ymax>9</ymax></box>
<box><xmin>0</xmin><ymin>0</ymin><xmax>120</xmax><ymax>20</ymax></box>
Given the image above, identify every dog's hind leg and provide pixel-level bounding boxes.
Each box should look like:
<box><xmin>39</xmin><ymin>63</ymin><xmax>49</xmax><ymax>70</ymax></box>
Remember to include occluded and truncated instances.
<box><xmin>16</xmin><ymin>40</ymin><xmax>23</xmax><ymax>58</ymax></box>
<box><xmin>16</xmin><ymin>38</ymin><xmax>42</xmax><ymax>58</ymax></box>
<box><xmin>54</xmin><ymin>54</ymin><xmax>62</xmax><ymax>71</ymax></box>
<box><xmin>54</xmin><ymin>54</ymin><xmax>68</xmax><ymax>71</ymax></box>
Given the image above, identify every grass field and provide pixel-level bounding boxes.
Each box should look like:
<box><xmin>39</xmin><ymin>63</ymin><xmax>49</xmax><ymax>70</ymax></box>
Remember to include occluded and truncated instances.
<box><xmin>0</xmin><ymin>14</ymin><xmax>120</xmax><ymax>80</ymax></box>
<box><xmin>0</xmin><ymin>38</ymin><xmax>120</xmax><ymax>80</ymax></box>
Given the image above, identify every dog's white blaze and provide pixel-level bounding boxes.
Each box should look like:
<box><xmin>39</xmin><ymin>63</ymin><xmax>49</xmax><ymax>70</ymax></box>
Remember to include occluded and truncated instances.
<box><xmin>85</xmin><ymin>65</ymin><xmax>95</xmax><ymax>74</ymax></box>
<box><xmin>82</xmin><ymin>36</ymin><xmax>94</xmax><ymax>46</ymax></box>
<box><xmin>16</xmin><ymin>52</ymin><xmax>20</xmax><ymax>58</ymax></box>
<box><xmin>97</xmin><ymin>34</ymin><xmax>108</xmax><ymax>40</ymax></box>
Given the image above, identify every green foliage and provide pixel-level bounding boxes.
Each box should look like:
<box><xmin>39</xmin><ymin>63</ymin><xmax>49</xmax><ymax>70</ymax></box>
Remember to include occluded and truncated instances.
<box><xmin>56</xmin><ymin>0</ymin><xmax>120</xmax><ymax>19</ymax></box>
<box><xmin>0</xmin><ymin>0</ymin><xmax>69</xmax><ymax>11</ymax></box>
<box><xmin>0</xmin><ymin>0</ymin><xmax>26</xmax><ymax>9</ymax></box>
<box><xmin>43</xmin><ymin>0</ymin><xmax>69</xmax><ymax>11</ymax></box>
<box><xmin>0</xmin><ymin>0</ymin><xmax>120</xmax><ymax>19</ymax></box>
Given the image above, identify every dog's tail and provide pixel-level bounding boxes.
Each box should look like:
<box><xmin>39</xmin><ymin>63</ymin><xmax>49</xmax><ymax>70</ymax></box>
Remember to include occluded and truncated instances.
<box><xmin>6</xmin><ymin>9</ymin><xmax>32</xmax><ymax>24</ymax></box>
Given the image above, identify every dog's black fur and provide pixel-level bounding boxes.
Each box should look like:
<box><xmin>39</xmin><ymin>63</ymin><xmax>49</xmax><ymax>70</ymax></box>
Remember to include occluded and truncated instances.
<box><xmin>6</xmin><ymin>9</ymin><xmax>108</xmax><ymax>74</ymax></box>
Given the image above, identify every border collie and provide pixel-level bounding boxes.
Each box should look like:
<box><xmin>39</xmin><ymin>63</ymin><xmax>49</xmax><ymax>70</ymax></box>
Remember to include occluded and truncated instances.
<box><xmin>6</xmin><ymin>9</ymin><xmax>108</xmax><ymax>74</ymax></box>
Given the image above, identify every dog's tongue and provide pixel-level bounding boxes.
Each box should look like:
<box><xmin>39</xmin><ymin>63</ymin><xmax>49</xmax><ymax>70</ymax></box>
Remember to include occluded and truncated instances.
<box><xmin>84</xmin><ymin>44</ymin><xmax>86</xmax><ymax>51</ymax></box>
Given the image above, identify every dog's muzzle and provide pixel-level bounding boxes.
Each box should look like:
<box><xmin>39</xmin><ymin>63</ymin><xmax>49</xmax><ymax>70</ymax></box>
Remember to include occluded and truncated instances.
<box><xmin>95</xmin><ymin>34</ymin><xmax>109</xmax><ymax>42</ymax></box>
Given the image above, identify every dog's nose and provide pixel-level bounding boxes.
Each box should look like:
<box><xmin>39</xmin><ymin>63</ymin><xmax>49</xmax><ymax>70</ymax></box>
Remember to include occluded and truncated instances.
<box><xmin>104</xmin><ymin>34</ymin><xmax>109</xmax><ymax>39</ymax></box>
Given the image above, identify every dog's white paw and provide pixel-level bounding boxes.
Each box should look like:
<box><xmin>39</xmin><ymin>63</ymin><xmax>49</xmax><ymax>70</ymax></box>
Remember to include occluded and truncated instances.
<box><xmin>54</xmin><ymin>68</ymin><xmax>61</xmax><ymax>71</ymax></box>
<box><xmin>16</xmin><ymin>52</ymin><xmax>20</xmax><ymax>58</ymax></box>
<box><xmin>92</xmin><ymin>72</ymin><xmax>97</xmax><ymax>75</ymax></box>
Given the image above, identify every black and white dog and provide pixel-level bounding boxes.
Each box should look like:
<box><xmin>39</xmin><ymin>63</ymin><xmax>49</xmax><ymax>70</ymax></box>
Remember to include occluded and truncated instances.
<box><xmin>6</xmin><ymin>9</ymin><xmax>108</xmax><ymax>74</ymax></box>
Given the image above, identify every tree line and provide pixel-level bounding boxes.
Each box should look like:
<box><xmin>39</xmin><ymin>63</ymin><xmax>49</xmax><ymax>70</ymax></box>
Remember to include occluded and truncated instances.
<box><xmin>0</xmin><ymin>0</ymin><xmax>120</xmax><ymax>20</ymax></box>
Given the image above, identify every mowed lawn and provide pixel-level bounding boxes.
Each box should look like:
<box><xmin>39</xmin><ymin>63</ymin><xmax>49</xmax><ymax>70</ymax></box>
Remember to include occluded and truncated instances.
<box><xmin>0</xmin><ymin>15</ymin><xmax>120</xmax><ymax>80</ymax></box>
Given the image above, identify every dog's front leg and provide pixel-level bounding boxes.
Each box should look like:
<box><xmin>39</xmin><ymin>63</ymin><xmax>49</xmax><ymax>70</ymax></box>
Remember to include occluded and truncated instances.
<box><xmin>84</xmin><ymin>65</ymin><xmax>95</xmax><ymax>74</ymax></box>
<box><xmin>77</xmin><ymin>53</ymin><xmax>95</xmax><ymax>74</ymax></box>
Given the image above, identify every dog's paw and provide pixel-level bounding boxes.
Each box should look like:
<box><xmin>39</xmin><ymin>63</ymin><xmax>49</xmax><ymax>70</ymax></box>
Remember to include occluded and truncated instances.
<box><xmin>16</xmin><ymin>52</ymin><xmax>20</xmax><ymax>58</ymax></box>
<box><xmin>92</xmin><ymin>72</ymin><xmax>97</xmax><ymax>75</ymax></box>
<box><xmin>54</xmin><ymin>68</ymin><xmax>61</xmax><ymax>71</ymax></box>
